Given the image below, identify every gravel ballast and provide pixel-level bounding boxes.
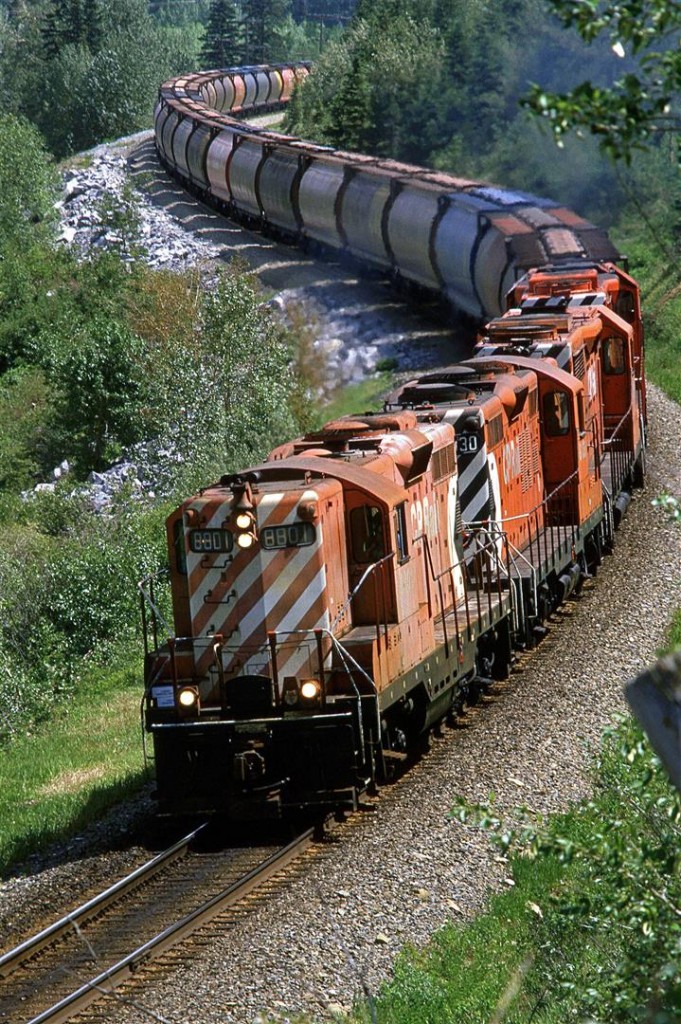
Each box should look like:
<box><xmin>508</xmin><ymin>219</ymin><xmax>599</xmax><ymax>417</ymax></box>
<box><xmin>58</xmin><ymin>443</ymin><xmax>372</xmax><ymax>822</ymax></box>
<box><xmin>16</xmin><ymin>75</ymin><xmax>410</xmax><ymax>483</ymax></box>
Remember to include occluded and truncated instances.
<box><xmin>1</xmin><ymin>138</ymin><xmax>680</xmax><ymax>1024</ymax></box>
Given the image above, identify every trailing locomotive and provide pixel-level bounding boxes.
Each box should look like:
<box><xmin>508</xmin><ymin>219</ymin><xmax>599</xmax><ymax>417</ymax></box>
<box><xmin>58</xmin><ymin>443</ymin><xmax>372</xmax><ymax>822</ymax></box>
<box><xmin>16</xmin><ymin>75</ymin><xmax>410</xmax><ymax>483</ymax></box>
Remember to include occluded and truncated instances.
<box><xmin>140</xmin><ymin>63</ymin><xmax>647</xmax><ymax>819</ymax></box>
<box><xmin>154</xmin><ymin>63</ymin><xmax>619</xmax><ymax>320</ymax></box>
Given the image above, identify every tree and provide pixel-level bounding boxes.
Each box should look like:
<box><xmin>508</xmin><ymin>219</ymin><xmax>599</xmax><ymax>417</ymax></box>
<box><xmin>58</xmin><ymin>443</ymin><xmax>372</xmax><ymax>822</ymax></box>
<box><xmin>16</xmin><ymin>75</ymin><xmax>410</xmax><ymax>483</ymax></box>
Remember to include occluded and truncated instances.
<box><xmin>287</xmin><ymin>10</ymin><xmax>445</xmax><ymax>161</ymax></box>
<box><xmin>48</xmin><ymin>315</ymin><xmax>148</xmax><ymax>472</ymax></box>
<box><xmin>200</xmin><ymin>0</ymin><xmax>244</xmax><ymax>68</ymax></box>
<box><xmin>524</xmin><ymin>0</ymin><xmax>681</xmax><ymax>162</ymax></box>
<box><xmin>42</xmin><ymin>0</ymin><xmax>103</xmax><ymax>57</ymax></box>
<box><xmin>242</xmin><ymin>0</ymin><xmax>290</xmax><ymax>62</ymax></box>
<box><xmin>1</xmin><ymin>0</ymin><xmax>199</xmax><ymax>158</ymax></box>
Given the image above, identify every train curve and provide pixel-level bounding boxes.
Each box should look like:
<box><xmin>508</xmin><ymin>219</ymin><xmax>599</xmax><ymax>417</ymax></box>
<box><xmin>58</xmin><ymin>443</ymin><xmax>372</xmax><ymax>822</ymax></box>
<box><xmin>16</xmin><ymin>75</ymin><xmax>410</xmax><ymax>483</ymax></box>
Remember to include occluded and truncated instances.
<box><xmin>155</xmin><ymin>62</ymin><xmax>619</xmax><ymax>320</ymax></box>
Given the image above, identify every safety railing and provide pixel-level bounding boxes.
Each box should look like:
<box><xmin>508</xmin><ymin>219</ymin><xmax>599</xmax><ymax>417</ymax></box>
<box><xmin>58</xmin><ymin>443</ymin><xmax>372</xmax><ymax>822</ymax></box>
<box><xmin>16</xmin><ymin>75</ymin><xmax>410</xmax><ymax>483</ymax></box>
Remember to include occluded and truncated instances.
<box><xmin>464</xmin><ymin>464</ymin><xmax>586</xmax><ymax>581</ymax></box>
<box><xmin>139</xmin><ymin>569</ymin><xmax>173</xmax><ymax>660</ymax></box>
<box><xmin>330</xmin><ymin>551</ymin><xmax>395</xmax><ymax>647</ymax></box>
<box><xmin>417</xmin><ymin>529</ymin><xmax>512</xmax><ymax>660</ymax></box>
<box><xmin>601</xmin><ymin>402</ymin><xmax>635</xmax><ymax>498</ymax></box>
<box><xmin>265</xmin><ymin>626</ymin><xmax>382</xmax><ymax>775</ymax></box>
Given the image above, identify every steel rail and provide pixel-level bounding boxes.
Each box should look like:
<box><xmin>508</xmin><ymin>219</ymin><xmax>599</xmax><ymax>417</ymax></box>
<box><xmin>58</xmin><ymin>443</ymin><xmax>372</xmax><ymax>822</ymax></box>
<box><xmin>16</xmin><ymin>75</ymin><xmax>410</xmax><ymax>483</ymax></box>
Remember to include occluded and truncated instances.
<box><xmin>0</xmin><ymin>823</ymin><xmax>207</xmax><ymax>981</ymax></box>
<box><xmin>23</xmin><ymin>827</ymin><xmax>315</xmax><ymax>1024</ymax></box>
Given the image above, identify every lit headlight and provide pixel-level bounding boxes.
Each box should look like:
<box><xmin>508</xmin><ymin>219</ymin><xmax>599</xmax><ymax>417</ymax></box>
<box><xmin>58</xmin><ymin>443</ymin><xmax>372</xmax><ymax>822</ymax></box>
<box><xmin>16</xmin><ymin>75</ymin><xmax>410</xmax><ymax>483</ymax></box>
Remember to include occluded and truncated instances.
<box><xmin>178</xmin><ymin>687</ymin><xmax>198</xmax><ymax>708</ymax></box>
<box><xmin>300</xmin><ymin>679</ymin><xmax>321</xmax><ymax>701</ymax></box>
<box><xmin>236</xmin><ymin>532</ymin><xmax>255</xmax><ymax>549</ymax></box>
<box><xmin>235</xmin><ymin>511</ymin><xmax>254</xmax><ymax>530</ymax></box>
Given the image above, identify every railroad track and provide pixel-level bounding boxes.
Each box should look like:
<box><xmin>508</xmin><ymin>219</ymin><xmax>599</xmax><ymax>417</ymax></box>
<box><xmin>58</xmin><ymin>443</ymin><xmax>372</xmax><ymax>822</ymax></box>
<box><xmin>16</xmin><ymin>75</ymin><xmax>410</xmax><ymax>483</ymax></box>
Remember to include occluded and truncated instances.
<box><xmin>0</xmin><ymin>825</ymin><xmax>315</xmax><ymax>1024</ymax></box>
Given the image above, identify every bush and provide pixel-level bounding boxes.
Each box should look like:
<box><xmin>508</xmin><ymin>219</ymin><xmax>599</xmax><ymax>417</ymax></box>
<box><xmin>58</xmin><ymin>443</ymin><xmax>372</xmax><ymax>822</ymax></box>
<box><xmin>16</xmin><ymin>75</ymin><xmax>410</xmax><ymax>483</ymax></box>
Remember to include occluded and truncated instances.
<box><xmin>433</xmin><ymin>719</ymin><xmax>681</xmax><ymax>1024</ymax></box>
<box><xmin>0</xmin><ymin>114</ymin><xmax>58</xmax><ymax>248</ymax></box>
<box><xmin>0</xmin><ymin>495</ymin><xmax>167</xmax><ymax>737</ymax></box>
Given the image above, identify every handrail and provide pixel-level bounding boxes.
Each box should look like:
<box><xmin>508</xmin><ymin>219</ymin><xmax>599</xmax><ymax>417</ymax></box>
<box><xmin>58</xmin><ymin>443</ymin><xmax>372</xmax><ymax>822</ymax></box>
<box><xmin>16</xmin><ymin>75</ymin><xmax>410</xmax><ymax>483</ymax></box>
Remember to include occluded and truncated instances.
<box><xmin>601</xmin><ymin>400</ymin><xmax>633</xmax><ymax>449</ymax></box>
<box><xmin>331</xmin><ymin>551</ymin><xmax>395</xmax><ymax>632</ymax></box>
<box><xmin>419</xmin><ymin>527</ymin><xmax>511</xmax><ymax>654</ymax></box>
<box><xmin>138</xmin><ymin>569</ymin><xmax>173</xmax><ymax>651</ymax></box>
<box><xmin>267</xmin><ymin>627</ymin><xmax>377</xmax><ymax>694</ymax></box>
<box><xmin>600</xmin><ymin>402</ymin><xmax>635</xmax><ymax>497</ymax></box>
<box><xmin>463</xmin><ymin>464</ymin><xmax>581</xmax><ymax>532</ymax></box>
<box><xmin>504</xmin><ymin>535</ymin><xmax>536</xmax><ymax>630</ymax></box>
<box><xmin>267</xmin><ymin>626</ymin><xmax>381</xmax><ymax>768</ymax></box>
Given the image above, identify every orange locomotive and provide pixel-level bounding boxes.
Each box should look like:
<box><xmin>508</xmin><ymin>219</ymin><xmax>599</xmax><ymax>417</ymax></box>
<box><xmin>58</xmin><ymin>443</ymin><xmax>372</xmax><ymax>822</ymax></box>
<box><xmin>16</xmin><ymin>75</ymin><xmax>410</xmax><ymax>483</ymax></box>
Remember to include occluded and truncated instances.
<box><xmin>478</xmin><ymin>264</ymin><xmax>646</xmax><ymax>525</ymax></box>
<box><xmin>506</xmin><ymin>260</ymin><xmax>646</xmax><ymax>427</ymax></box>
<box><xmin>140</xmin><ymin>330</ymin><xmax>638</xmax><ymax>817</ymax></box>
<box><xmin>142</xmin><ymin>410</ymin><xmax>512</xmax><ymax>817</ymax></box>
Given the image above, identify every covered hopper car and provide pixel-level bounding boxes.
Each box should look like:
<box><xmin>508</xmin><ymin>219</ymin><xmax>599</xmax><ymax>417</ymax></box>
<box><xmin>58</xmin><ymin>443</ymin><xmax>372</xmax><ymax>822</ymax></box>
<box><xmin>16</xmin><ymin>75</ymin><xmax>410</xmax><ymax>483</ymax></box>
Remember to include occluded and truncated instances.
<box><xmin>154</xmin><ymin>62</ymin><xmax>619</xmax><ymax>320</ymax></box>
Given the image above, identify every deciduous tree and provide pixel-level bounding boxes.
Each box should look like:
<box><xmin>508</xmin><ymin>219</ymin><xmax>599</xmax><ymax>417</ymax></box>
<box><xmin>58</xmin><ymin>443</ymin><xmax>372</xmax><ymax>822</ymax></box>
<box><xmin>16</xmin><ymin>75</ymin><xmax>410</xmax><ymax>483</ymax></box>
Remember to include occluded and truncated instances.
<box><xmin>525</xmin><ymin>0</ymin><xmax>681</xmax><ymax>162</ymax></box>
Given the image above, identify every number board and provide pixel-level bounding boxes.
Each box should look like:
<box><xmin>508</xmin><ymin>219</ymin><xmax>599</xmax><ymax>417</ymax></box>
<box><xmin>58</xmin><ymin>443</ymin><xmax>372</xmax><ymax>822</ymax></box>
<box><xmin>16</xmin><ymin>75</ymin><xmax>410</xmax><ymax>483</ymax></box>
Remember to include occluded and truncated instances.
<box><xmin>456</xmin><ymin>433</ymin><xmax>480</xmax><ymax>455</ymax></box>
<box><xmin>261</xmin><ymin>521</ymin><xmax>315</xmax><ymax>550</ymax></box>
<box><xmin>189</xmin><ymin>528</ymin><xmax>234</xmax><ymax>553</ymax></box>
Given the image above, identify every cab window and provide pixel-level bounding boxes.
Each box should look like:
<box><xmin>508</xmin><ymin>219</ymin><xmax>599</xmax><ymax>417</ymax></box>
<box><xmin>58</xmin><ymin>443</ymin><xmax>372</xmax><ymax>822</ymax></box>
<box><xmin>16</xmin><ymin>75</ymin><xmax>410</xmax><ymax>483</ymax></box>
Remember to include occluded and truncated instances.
<box><xmin>614</xmin><ymin>290</ymin><xmax>636</xmax><ymax>323</ymax></box>
<box><xmin>395</xmin><ymin>504</ymin><xmax>408</xmax><ymax>563</ymax></box>
<box><xmin>603</xmin><ymin>336</ymin><xmax>625</xmax><ymax>375</ymax></box>
<box><xmin>350</xmin><ymin>506</ymin><xmax>386</xmax><ymax>564</ymax></box>
<box><xmin>543</xmin><ymin>391</ymin><xmax>570</xmax><ymax>436</ymax></box>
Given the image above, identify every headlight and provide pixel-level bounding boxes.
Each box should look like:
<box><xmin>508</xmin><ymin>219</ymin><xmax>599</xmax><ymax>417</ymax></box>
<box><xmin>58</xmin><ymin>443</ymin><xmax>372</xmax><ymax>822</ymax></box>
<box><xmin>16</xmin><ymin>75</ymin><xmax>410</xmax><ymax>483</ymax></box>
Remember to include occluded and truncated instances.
<box><xmin>235</xmin><ymin>511</ymin><xmax>254</xmax><ymax>530</ymax></box>
<box><xmin>237</xmin><ymin>532</ymin><xmax>255</xmax><ymax>549</ymax></box>
<box><xmin>300</xmin><ymin>679</ymin><xmax>321</xmax><ymax>701</ymax></box>
<box><xmin>178</xmin><ymin>687</ymin><xmax>198</xmax><ymax>708</ymax></box>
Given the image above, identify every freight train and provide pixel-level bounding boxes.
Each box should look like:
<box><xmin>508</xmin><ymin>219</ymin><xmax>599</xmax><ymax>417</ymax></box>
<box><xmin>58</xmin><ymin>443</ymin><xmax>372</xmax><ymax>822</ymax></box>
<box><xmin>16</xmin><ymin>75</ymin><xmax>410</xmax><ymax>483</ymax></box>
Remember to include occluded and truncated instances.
<box><xmin>153</xmin><ymin>62</ymin><xmax>620</xmax><ymax>320</ymax></box>
<box><xmin>139</xmin><ymin>63</ymin><xmax>646</xmax><ymax>818</ymax></box>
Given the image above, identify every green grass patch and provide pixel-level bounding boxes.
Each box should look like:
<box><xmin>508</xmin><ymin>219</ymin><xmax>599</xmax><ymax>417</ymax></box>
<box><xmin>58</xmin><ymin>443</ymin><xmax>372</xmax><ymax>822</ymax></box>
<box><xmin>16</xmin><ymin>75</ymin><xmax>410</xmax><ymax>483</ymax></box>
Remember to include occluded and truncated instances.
<box><xmin>616</xmin><ymin>234</ymin><xmax>681</xmax><ymax>404</ymax></box>
<box><xmin>349</xmin><ymin>721</ymin><xmax>680</xmax><ymax>1024</ymax></box>
<box><xmin>360</xmin><ymin>851</ymin><xmax>568</xmax><ymax>1024</ymax></box>
<box><xmin>0</xmin><ymin>650</ymin><xmax>149</xmax><ymax>876</ymax></box>
<box><xmin>667</xmin><ymin>607</ymin><xmax>681</xmax><ymax>651</ymax></box>
<box><xmin>319</xmin><ymin>371</ymin><xmax>395</xmax><ymax>424</ymax></box>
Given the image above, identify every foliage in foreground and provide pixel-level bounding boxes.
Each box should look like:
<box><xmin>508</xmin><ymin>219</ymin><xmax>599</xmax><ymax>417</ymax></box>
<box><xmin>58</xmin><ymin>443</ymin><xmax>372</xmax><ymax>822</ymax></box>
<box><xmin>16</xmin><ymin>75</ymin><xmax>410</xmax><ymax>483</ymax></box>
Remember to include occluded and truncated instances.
<box><xmin>525</xmin><ymin>0</ymin><xmax>681</xmax><ymax>163</ymax></box>
<box><xmin>349</xmin><ymin>717</ymin><xmax>681</xmax><ymax>1024</ymax></box>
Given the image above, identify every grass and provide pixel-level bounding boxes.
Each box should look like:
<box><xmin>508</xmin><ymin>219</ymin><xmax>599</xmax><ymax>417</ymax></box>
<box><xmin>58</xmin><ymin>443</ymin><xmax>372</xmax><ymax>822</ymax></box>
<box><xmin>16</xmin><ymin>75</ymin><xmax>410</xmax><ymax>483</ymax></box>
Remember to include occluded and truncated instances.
<box><xmin>353</xmin><ymin>852</ymin><xmax>569</xmax><ymax>1024</ymax></box>
<box><xmin>615</xmin><ymin>233</ymin><xmax>681</xmax><ymax>406</ymax></box>
<box><xmin>0</xmin><ymin>651</ymin><xmax>149</xmax><ymax>876</ymax></box>
<box><xmin>319</xmin><ymin>371</ymin><xmax>396</xmax><ymax>423</ymax></box>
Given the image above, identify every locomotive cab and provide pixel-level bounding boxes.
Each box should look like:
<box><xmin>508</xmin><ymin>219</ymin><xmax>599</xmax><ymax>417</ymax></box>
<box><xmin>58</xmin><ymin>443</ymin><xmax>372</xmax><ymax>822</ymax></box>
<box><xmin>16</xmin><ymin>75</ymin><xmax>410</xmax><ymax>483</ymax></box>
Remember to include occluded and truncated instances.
<box><xmin>508</xmin><ymin>260</ymin><xmax>646</xmax><ymax>425</ymax></box>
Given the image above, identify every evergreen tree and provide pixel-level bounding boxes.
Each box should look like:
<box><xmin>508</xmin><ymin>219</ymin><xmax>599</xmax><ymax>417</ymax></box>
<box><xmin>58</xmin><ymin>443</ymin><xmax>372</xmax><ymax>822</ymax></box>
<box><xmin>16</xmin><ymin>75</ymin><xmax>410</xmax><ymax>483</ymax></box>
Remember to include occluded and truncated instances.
<box><xmin>243</xmin><ymin>0</ymin><xmax>290</xmax><ymax>62</ymax></box>
<box><xmin>327</xmin><ymin>45</ymin><xmax>373</xmax><ymax>150</ymax></box>
<box><xmin>201</xmin><ymin>0</ymin><xmax>244</xmax><ymax>67</ymax></box>
<box><xmin>42</xmin><ymin>0</ymin><xmax>102</xmax><ymax>58</ymax></box>
<box><xmin>243</xmin><ymin>0</ymin><xmax>264</xmax><ymax>62</ymax></box>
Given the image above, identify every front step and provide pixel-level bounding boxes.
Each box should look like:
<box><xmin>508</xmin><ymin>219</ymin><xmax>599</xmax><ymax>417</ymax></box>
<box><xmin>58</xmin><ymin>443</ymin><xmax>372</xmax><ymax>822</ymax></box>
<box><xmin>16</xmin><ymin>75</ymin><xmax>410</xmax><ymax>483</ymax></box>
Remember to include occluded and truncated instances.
<box><xmin>382</xmin><ymin>749</ymin><xmax>409</xmax><ymax>763</ymax></box>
